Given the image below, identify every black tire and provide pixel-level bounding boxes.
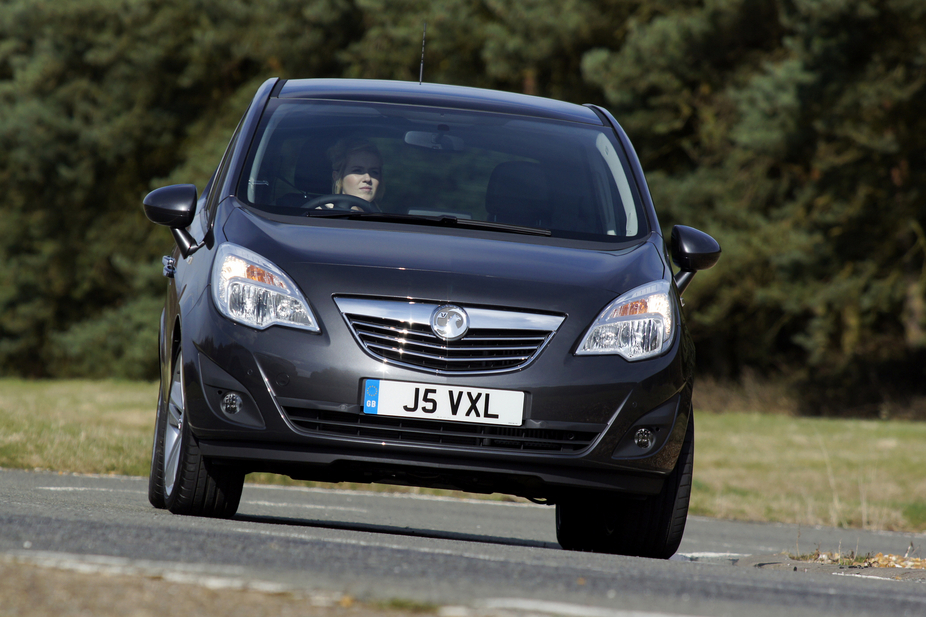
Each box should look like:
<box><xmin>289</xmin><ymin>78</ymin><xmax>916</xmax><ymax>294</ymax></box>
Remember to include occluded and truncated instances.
<box><xmin>147</xmin><ymin>374</ymin><xmax>168</xmax><ymax>509</ymax></box>
<box><xmin>149</xmin><ymin>345</ymin><xmax>244</xmax><ymax>518</ymax></box>
<box><xmin>556</xmin><ymin>413</ymin><xmax>694</xmax><ymax>558</ymax></box>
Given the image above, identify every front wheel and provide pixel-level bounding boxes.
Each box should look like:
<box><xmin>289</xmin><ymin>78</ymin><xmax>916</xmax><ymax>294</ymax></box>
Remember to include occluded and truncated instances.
<box><xmin>147</xmin><ymin>373</ymin><xmax>168</xmax><ymax>509</ymax></box>
<box><xmin>148</xmin><ymin>345</ymin><xmax>243</xmax><ymax>517</ymax></box>
<box><xmin>556</xmin><ymin>413</ymin><xmax>694</xmax><ymax>558</ymax></box>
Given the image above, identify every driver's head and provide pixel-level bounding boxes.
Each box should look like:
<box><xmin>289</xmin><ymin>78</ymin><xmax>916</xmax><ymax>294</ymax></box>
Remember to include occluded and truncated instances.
<box><xmin>328</xmin><ymin>138</ymin><xmax>384</xmax><ymax>203</ymax></box>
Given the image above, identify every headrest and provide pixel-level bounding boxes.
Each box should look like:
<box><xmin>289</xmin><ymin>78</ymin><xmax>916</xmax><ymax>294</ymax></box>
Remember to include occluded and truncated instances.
<box><xmin>294</xmin><ymin>141</ymin><xmax>333</xmax><ymax>195</ymax></box>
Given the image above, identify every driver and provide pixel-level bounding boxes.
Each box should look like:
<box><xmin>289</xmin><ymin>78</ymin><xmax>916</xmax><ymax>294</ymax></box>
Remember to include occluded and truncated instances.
<box><xmin>325</xmin><ymin>137</ymin><xmax>384</xmax><ymax>209</ymax></box>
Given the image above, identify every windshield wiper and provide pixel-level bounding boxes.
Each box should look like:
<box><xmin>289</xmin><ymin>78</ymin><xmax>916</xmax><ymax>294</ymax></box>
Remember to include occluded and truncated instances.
<box><xmin>444</xmin><ymin>216</ymin><xmax>551</xmax><ymax>236</ymax></box>
<box><xmin>305</xmin><ymin>210</ymin><xmax>552</xmax><ymax>236</ymax></box>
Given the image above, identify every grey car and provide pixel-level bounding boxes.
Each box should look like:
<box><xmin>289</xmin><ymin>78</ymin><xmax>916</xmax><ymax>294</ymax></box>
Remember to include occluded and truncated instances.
<box><xmin>142</xmin><ymin>78</ymin><xmax>721</xmax><ymax>558</ymax></box>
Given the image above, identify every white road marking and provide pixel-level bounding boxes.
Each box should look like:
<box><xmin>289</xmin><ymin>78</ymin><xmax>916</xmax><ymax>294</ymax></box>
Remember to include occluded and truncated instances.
<box><xmin>677</xmin><ymin>552</ymin><xmax>748</xmax><ymax>561</ymax></box>
<box><xmin>36</xmin><ymin>487</ymin><xmax>142</xmax><ymax>493</ymax></box>
<box><xmin>227</xmin><ymin>525</ymin><xmax>519</xmax><ymax>562</ymax></box>
<box><xmin>476</xmin><ymin>599</ymin><xmax>702</xmax><ymax>617</ymax></box>
<box><xmin>32</xmin><ymin>480</ymin><xmax>544</xmax><ymax>508</ymax></box>
<box><xmin>246</xmin><ymin>484</ymin><xmax>544</xmax><ymax>507</ymax></box>
<box><xmin>1</xmin><ymin>550</ymin><xmax>290</xmax><ymax>593</ymax></box>
<box><xmin>242</xmin><ymin>500</ymin><xmax>367</xmax><ymax>512</ymax></box>
<box><xmin>831</xmin><ymin>571</ymin><xmax>901</xmax><ymax>582</ymax></box>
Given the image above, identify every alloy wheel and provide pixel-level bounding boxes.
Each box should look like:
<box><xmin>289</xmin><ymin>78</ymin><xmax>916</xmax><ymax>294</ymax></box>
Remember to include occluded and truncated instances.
<box><xmin>162</xmin><ymin>351</ymin><xmax>184</xmax><ymax>498</ymax></box>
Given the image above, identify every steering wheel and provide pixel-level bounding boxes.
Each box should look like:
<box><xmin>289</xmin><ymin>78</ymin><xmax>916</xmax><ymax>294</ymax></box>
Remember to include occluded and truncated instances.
<box><xmin>301</xmin><ymin>194</ymin><xmax>379</xmax><ymax>213</ymax></box>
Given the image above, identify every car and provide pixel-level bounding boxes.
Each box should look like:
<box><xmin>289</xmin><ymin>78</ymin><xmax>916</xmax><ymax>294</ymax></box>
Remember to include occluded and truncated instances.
<box><xmin>142</xmin><ymin>77</ymin><xmax>720</xmax><ymax>558</ymax></box>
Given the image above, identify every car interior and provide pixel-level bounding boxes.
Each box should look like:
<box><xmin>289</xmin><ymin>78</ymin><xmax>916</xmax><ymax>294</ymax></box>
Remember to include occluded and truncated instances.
<box><xmin>239</xmin><ymin>101</ymin><xmax>645</xmax><ymax>242</ymax></box>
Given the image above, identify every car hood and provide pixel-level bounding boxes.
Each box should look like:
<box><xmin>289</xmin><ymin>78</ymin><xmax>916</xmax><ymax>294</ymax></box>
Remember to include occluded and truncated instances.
<box><xmin>222</xmin><ymin>205</ymin><xmax>666</xmax><ymax>317</ymax></box>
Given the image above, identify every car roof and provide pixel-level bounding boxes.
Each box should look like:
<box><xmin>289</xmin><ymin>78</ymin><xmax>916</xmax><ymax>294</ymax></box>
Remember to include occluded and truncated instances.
<box><xmin>276</xmin><ymin>79</ymin><xmax>604</xmax><ymax>126</ymax></box>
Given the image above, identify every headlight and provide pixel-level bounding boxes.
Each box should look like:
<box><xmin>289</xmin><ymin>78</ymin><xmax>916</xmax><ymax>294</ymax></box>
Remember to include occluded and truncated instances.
<box><xmin>576</xmin><ymin>280</ymin><xmax>673</xmax><ymax>361</ymax></box>
<box><xmin>211</xmin><ymin>243</ymin><xmax>319</xmax><ymax>332</ymax></box>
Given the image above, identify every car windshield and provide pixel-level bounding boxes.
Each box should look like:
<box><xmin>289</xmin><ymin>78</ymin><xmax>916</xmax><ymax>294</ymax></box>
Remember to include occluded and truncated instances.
<box><xmin>236</xmin><ymin>99</ymin><xmax>648</xmax><ymax>242</ymax></box>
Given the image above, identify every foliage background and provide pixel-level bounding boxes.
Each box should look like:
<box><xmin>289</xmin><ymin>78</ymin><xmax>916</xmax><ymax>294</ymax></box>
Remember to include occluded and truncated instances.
<box><xmin>1</xmin><ymin>0</ymin><xmax>924</xmax><ymax>416</ymax></box>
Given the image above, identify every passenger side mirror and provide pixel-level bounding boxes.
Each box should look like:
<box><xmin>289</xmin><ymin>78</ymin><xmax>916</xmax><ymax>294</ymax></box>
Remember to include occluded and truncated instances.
<box><xmin>670</xmin><ymin>225</ymin><xmax>721</xmax><ymax>295</ymax></box>
<box><xmin>143</xmin><ymin>184</ymin><xmax>202</xmax><ymax>258</ymax></box>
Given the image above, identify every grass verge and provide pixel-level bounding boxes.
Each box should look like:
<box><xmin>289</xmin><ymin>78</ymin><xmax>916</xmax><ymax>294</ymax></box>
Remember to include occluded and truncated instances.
<box><xmin>1</xmin><ymin>377</ymin><xmax>924</xmax><ymax>532</ymax></box>
<box><xmin>692</xmin><ymin>378</ymin><xmax>926</xmax><ymax>532</ymax></box>
<box><xmin>0</xmin><ymin>379</ymin><xmax>156</xmax><ymax>476</ymax></box>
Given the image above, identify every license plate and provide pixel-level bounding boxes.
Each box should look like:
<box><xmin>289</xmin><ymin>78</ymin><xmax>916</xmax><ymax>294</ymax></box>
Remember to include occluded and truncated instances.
<box><xmin>362</xmin><ymin>379</ymin><xmax>524</xmax><ymax>426</ymax></box>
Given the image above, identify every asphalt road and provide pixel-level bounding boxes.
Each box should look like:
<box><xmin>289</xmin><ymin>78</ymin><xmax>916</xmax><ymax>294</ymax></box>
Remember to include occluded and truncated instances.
<box><xmin>1</xmin><ymin>468</ymin><xmax>924</xmax><ymax>617</ymax></box>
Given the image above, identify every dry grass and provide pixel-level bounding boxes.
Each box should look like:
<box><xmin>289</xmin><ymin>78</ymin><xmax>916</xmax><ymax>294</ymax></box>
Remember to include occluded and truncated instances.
<box><xmin>0</xmin><ymin>379</ymin><xmax>157</xmax><ymax>476</ymax></box>
<box><xmin>1</xmin><ymin>377</ymin><xmax>924</xmax><ymax>532</ymax></box>
<box><xmin>692</xmin><ymin>377</ymin><xmax>926</xmax><ymax>532</ymax></box>
<box><xmin>693</xmin><ymin>371</ymin><xmax>799</xmax><ymax>416</ymax></box>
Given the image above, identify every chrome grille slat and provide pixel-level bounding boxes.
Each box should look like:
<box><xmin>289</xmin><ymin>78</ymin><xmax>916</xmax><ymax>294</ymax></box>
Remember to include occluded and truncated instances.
<box><xmin>350</xmin><ymin>318</ymin><xmax>548</xmax><ymax>344</ymax></box>
<box><xmin>364</xmin><ymin>342</ymin><xmax>534</xmax><ymax>364</ymax></box>
<box><xmin>348</xmin><ymin>319</ymin><xmax>420</xmax><ymax>336</ymax></box>
<box><xmin>358</xmin><ymin>331</ymin><xmax>542</xmax><ymax>354</ymax></box>
<box><xmin>359</xmin><ymin>335</ymin><xmax>541</xmax><ymax>355</ymax></box>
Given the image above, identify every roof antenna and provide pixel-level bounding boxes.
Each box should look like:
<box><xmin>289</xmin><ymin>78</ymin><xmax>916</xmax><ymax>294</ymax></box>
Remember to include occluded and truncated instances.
<box><xmin>419</xmin><ymin>22</ymin><xmax>427</xmax><ymax>85</ymax></box>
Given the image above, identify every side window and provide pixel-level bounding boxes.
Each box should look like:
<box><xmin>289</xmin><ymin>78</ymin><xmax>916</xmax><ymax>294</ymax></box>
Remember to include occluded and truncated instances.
<box><xmin>196</xmin><ymin>171</ymin><xmax>217</xmax><ymax>236</ymax></box>
<box><xmin>202</xmin><ymin>111</ymin><xmax>247</xmax><ymax>228</ymax></box>
<box><xmin>594</xmin><ymin>133</ymin><xmax>637</xmax><ymax>237</ymax></box>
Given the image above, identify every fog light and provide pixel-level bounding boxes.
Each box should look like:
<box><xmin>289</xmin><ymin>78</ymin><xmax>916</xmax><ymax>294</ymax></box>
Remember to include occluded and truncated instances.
<box><xmin>633</xmin><ymin>428</ymin><xmax>655</xmax><ymax>450</ymax></box>
<box><xmin>221</xmin><ymin>392</ymin><xmax>243</xmax><ymax>415</ymax></box>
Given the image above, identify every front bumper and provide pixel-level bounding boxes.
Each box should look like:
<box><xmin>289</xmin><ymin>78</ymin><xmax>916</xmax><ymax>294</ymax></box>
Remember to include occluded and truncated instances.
<box><xmin>177</xmin><ymin>287</ymin><xmax>693</xmax><ymax>500</ymax></box>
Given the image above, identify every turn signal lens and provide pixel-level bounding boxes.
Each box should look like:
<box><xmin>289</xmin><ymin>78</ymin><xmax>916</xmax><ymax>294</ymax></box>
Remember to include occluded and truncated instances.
<box><xmin>245</xmin><ymin>265</ymin><xmax>284</xmax><ymax>287</ymax></box>
<box><xmin>613</xmin><ymin>299</ymin><xmax>648</xmax><ymax>317</ymax></box>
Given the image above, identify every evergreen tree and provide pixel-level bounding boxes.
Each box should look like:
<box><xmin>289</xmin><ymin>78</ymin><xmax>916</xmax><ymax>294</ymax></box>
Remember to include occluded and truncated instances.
<box><xmin>0</xmin><ymin>0</ymin><xmax>360</xmax><ymax>377</ymax></box>
<box><xmin>583</xmin><ymin>0</ymin><xmax>926</xmax><ymax>412</ymax></box>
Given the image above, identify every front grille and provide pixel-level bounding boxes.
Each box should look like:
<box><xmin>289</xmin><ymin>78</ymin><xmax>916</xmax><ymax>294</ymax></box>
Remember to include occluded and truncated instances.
<box><xmin>346</xmin><ymin>316</ymin><xmax>549</xmax><ymax>372</ymax></box>
<box><xmin>283</xmin><ymin>407</ymin><xmax>598</xmax><ymax>453</ymax></box>
<box><xmin>333</xmin><ymin>298</ymin><xmax>565</xmax><ymax>375</ymax></box>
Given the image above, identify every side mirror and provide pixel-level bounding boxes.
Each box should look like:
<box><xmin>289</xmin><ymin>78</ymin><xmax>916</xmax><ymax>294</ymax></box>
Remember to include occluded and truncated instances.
<box><xmin>670</xmin><ymin>225</ymin><xmax>721</xmax><ymax>295</ymax></box>
<box><xmin>143</xmin><ymin>184</ymin><xmax>201</xmax><ymax>258</ymax></box>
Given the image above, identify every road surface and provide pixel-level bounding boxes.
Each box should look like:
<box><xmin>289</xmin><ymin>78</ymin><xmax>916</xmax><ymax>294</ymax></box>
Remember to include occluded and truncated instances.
<box><xmin>1</xmin><ymin>469</ymin><xmax>923</xmax><ymax>617</ymax></box>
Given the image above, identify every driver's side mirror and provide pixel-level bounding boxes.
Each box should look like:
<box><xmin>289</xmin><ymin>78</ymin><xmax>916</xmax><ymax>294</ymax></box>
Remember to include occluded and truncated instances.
<box><xmin>670</xmin><ymin>225</ymin><xmax>721</xmax><ymax>295</ymax></box>
<box><xmin>143</xmin><ymin>184</ymin><xmax>201</xmax><ymax>258</ymax></box>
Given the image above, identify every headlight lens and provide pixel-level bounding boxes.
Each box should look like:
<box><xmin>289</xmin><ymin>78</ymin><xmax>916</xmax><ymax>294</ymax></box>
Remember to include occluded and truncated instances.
<box><xmin>576</xmin><ymin>280</ymin><xmax>673</xmax><ymax>360</ymax></box>
<box><xmin>211</xmin><ymin>243</ymin><xmax>319</xmax><ymax>332</ymax></box>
